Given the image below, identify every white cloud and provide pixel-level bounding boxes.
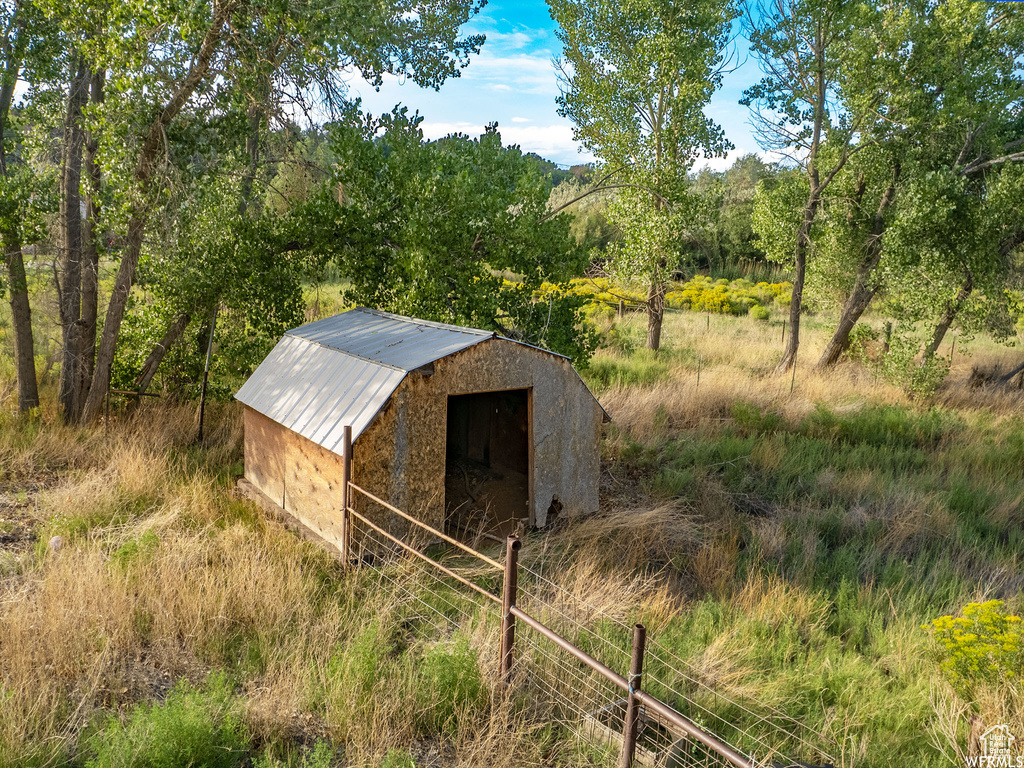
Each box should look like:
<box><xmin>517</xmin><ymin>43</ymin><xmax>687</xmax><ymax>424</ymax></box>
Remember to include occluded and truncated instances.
<box><xmin>691</xmin><ymin>146</ymin><xmax>796</xmax><ymax>173</ymax></box>
<box><xmin>461</xmin><ymin>51</ymin><xmax>561</xmax><ymax>96</ymax></box>
<box><xmin>501</xmin><ymin>124</ymin><xmax>593</xmax><ymax>165</ymax></box>
<box><xmin>493</xmin><ymin>84</ymin><xmax>513</xmax><ymax>92</ymax></box>
<box><xmin>482</xmin><ymin>30</ymin><xmax>538</xmax><ymax>50</ymax></box>
<box><xmin>692</xmin><ymin>148</ymin><xmax>749</xmax><ymax>173</ymax></box>
<box><xmin>416</xmin><ymin>121</ymin><xmax>593</xmax><ymax>167</ymax></box>
<box><xmin>419</xmin><ymin>121</ymin><xmax>481</xmax><ymax>139</ymax></box>
<box><xmin>511</xmin><ymin>116</ymin><xmax>531</xmax><ymax>123</ymax></box>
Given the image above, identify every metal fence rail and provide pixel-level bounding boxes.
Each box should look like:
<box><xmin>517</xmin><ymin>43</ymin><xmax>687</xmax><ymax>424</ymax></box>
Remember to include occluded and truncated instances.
<box><xmin>333</xmin><ymin>424</ymin><xmax>832</xmax><ymax>768</ymax></box>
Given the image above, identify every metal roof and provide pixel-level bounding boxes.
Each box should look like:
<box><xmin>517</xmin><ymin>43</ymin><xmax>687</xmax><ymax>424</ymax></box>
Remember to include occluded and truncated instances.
<box><xmin>235</xmin><ymin>308</ymin><xmax>497</xmax><ymax>452</ymax></box>
<box><xmin>287</xmin><ymin>308</ymin><xmax>495</xmax><ymax>370</ymax></box>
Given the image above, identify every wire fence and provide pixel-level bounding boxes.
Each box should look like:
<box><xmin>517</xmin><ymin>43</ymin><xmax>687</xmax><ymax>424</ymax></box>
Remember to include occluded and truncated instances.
<box><xmin>336</xmin><ymin>460</ymin><xmax>835</xmax><ymax>768</ymax></box>
<box><xmin>517</xmin><ymin>559</ymin><xmax>835</xmax><ymax>766</ymax></box>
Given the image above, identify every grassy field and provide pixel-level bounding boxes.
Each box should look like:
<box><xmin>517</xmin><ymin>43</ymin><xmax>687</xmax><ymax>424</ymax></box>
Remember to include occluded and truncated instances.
<box><xmin>1</xmin><ymin>303</ymin><xmax>1023</xmax><ymax>767</ymax></box>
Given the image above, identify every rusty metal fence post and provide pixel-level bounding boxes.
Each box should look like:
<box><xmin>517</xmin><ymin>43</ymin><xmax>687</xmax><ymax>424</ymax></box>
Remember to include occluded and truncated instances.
<box><xmin>340</xmin><ymin>425</ymin><xmax>352</xmax><ymax>566</ymax></box>
<box><xmin>500</xmin><ymin>534</ymin><xmax>521</xmax><ymax>682</ymax></box>
<box><xmin>620</xmin><ymin>623</ymin><xmax>646</xmax><ymax>768</ymax></box>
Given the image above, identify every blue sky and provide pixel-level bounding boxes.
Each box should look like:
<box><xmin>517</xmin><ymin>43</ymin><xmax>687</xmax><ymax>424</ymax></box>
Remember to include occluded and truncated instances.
<box><xmin>349</xmin><ymin>0</ymin><xmax>766</xmax><ymax>170</ymax></box>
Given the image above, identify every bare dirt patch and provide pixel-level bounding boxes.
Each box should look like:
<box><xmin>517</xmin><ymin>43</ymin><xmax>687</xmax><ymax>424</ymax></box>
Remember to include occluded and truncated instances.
<box><xmin>0</xmin><ymin>483</ymin><xmax>43</xmax><ymax>556</ymax></box>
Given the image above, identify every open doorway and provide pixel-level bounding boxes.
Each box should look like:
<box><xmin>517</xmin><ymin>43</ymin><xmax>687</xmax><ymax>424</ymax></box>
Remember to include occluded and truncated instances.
<box><xmin>445</xmin><ymin>389</ymin><xmax>531</xmax><ymax>544</ymax></box>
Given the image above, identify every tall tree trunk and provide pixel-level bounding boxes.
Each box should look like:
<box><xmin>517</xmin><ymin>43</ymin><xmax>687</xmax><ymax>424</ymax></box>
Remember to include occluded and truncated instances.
<box><xmin>80</xmin><ymin>0</ymin><xmax>235</xmax><ymax>424</ymax></box>
<box><xmin>0</xmin><ymin>10</ymin><xmax>38</xmax><ymax>412</ymax></box>
<box><xmin>80</xmin><ymin>69</ymin><xmax>106</xmax><ymax>399</ymax></box>
<box><xmin>776</xmin><ymin>42</ymin><xmax>828</xmax><ymax>376</ymax></box>
<box><xmin>776</xmin><ymin>189</ymin><xmax>818</xmax><ymax>373</ymax></box>
<box><xmin>2</xmin><ymin>226</ymin><xmax>39</xmax><ymax>411</ymax></box>
<box><xmin>57</xmin><ymin>55</ymin><xmax>90</xmax><ymax>422</ymax></box>
<box><xmin>134</xmin><ymin>311</ymin><xmax>191</xmax><ymax>397</ymax></box>
<box><xmin>815</xmin><ymin>170</ymin><xmax>899</xmax><ymax>370</ymax></box>
<box><xmin>237</xmin><ymin>97</ymin><xmax>263</xmax><ymax>217</ymax></box>
<box><xmin>921</xmin><ymin>270</ymin><xmax>973</xmax><ymax>360</ymax></box>
<box><xmin>646</xmin><ymin>279</ymin><xmax>665</xmax><ymax>351</ymax></box>
<box><xmin>815</xmin><ymin>281</ymin><xmax>878</xmax><ymax>369</ymax></box>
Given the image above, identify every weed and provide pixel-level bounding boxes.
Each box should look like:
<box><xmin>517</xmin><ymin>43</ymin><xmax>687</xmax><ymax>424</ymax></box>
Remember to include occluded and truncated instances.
<box><xmin>83</xmin><ymin>674</ymin><xmax>248</xmax><ymax>768</ymax></box>
<box><xmin>415</xmin><ymin>636</ymin><xmax>485</xmax><ymax>736</ymax></box>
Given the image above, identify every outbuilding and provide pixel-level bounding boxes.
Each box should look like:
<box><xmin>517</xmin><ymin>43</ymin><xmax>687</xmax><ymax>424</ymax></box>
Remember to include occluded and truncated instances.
<box><xmin>235</xmin><ymin>308</ymin><xmax>606</xmax><ymax>550</ymax></box>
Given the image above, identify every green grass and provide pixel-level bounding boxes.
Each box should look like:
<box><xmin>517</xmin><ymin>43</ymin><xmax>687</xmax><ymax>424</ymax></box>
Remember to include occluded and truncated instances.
<box><xmin>592</xmin><ymin>394</ymin><xmax>1023</xmax><ymax>766</ymax></box>
<box><xmin>83</xmin><ymin>674</ymin><xmax>248</xmax><ymax>768</ymax></box>
<box><xmin>582</xmin><ymin>352</ymin><xmax>671</xmax><ymax>389</ymax></box>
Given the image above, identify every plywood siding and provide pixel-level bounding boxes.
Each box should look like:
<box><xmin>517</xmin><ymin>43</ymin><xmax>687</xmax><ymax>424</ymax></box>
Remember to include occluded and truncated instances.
<box><xmin>244</xmin><ymin>406</ymin><xmax>410</xmax><ymax>549</ymax></box>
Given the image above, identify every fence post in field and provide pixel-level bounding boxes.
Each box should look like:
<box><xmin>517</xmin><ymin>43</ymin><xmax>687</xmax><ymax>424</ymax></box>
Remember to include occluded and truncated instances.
<box><xmin>500</xmin><ymin>534</ymin><xmax>522</xmax><ymax>682</ymax></box>
<box><xmin>340</xmin><ymin>425</ymin><xmax>352</xmax><ymax>567</ymax></box>
<box><xmin>620</xmin><ymin>623</ymin><xmax>647</xmax><ymax>768</ymax></box>
<box><xmin>618</xmin><ymin>299</ymin><xmax>625</xmax><ymax>318</ymax></box>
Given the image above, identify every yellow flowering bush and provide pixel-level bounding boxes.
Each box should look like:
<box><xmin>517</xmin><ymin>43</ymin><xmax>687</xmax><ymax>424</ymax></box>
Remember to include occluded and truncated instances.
<box><xmin>928</xmin><ymin>600</ymin><xmax>1024</xmax><ymax>695</ymax></box>
<box><xmin>525</xmin><ymin>276</ymin><xmax>793</xmax><ymax>320</ymax></box>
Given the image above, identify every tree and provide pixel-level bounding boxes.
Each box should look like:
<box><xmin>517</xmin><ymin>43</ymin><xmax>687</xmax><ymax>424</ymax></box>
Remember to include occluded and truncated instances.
<box><xmin>550</xmin><ymin>0</ymin><xmax>735</xmax><ymax>351</ymax></box>
<box><xmin>720</xmin><ymin>154</ymin><xmax>775</xmax><ymax>269</ymax></box>
<box><xmin>289</xmin><ymin>112</ymin><xmax>597</xmax><ymax>363</ymax></box>
<box><xmin>811</xmin><ymin>0</ymin><xmax>1024</xmax><ymax>370</ymax></box>
<box><xmin>55</xmin><ymin>53</ymin><xmax>93</xmax><ymax>420</ymax></box>
<box><xmin>743</xmin><ymin>0</ymin><xmax>877</xmax><ymax>372</ymax></box>
<box><xmin>548</xmin><ymin>177</ymin><xmax>616</xmax><ymax>253</ymax></box>
<box><xmin>23</xmin><ymin>0</ymin><xmax>485</xmax><ymax>422</ymax></box>
<box><xmin>0</xmin><ymin>0</ymin><xmax>50</xmax><ymax>413</ymax></box>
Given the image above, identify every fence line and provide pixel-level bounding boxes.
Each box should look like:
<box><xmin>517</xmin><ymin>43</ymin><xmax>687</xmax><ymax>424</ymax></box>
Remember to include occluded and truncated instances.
<box><xmin>335</xmin><ymin>424</ymin><xmax>830</xmax><ymax>768</ymax></box>
<box><xmin>516</xmin><ymin>553</ymin><xmax>834</xmax><ymax>764</ymax></box>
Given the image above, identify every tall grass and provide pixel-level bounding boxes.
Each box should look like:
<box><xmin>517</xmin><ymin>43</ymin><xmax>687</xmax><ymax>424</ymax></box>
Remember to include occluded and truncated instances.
<box><xmin>1</xmin><ymin>308</ymin><xmax>1023</xmax><ymax>766</ymax></box>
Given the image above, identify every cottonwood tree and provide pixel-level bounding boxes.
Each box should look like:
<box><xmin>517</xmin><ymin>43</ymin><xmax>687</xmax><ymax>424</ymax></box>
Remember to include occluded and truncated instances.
<box><xmin>0</xmin><ymin>0</ymin><xmax>58</xmax><ymax>413</ymax></box>
<box><xmin>290</xmin><ymin>112</ymin><xmax>597</xmax><ymax>363</ymax></box>
<box><xmin>0</xmin><ymin>0</ymin><xmax>37</xmax><ymax>412</ymax></box>
<box><xmin>24</xmin><ymin>0</ymin><xmax>484</xmax><ymax>422</ymax></box>
<box><xmin>550</xmin><ymin>0</ymin><xmax>735</xmax><ymax>351</ymax></box>
<box><xmin>743</xmin><ymin>0</ymin><xmax>878</xmax><ymax>372</ymax></box>
<box><xmin>811</xmin><ymin>0</ymin><xmax>1024</xmax><ymax>370</ymax></box>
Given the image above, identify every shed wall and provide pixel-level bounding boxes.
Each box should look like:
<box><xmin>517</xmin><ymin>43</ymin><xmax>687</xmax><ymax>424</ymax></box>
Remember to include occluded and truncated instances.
<box><xmin>357</xmin><ymin>338</ymin><xmax>602</xmax><ymax>529</ymax></box>
<box><xmin>244</xmin><ymin>406</ymin><xmax>414</xmax><ymax>550</ymax></box>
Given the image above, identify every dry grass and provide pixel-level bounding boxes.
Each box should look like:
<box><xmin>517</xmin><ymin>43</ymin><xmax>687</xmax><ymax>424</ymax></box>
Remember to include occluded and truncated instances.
<box><xmin>595</xmin><ymin>310</ymin><xmax>1024</xmax><ymax>438</ymax></box>
<box><xmin>0</xmin><ymin>402</ymin><xmax>581</xmax><ymax>767</ymax></box>
<box><xmin>2</xmin><ymin>308</ymin><xmax>1023</xmax><ymax>766</ymax></box>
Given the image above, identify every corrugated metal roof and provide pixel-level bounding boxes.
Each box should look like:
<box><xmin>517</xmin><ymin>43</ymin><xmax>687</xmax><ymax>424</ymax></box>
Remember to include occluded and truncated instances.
<box><xmin>288</xmin><ymin>308</ymin><xmax>495</xmax><ymax>371</ymax></box>
<box><xmin>235</xmin><ymin>308</ymin><xmax>497</xmax><ymax>451</ymax></box>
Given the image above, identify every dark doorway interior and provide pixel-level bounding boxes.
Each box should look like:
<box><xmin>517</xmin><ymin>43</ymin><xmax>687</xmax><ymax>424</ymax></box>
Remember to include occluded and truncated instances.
<box><xmin>445</xmin><ymin>389</ymin><xmax>530</xmax><ymax>543</ymax></box>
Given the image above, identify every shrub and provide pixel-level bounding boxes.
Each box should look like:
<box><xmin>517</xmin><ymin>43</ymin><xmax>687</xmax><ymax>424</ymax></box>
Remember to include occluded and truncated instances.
<box><xmin>415</xmin><ymin>636</ymin><xmax>485</xmax><ymax>736</ymax></box>
<box><xmin>529</xmin><ymin>276</ymin><xmax>793</xmax><ymax>323</ymax></box>
<box><xmin>750</xmin><ymin>305</ymin><xmax>770</xmax><ymax>322</ymax></box>
<box><xmin>878</xmin><ymin>336</ymin><xmax>949</xmax><ymax>399</ymax></box>
<box><xmin>928</xmin><ymin>600</ymin><xmax>1024</xmax><ymax>696</ymax></box>
<box><xmin>84</xmin><ymin>673</ymin><xmax>248</xmax><ymax>768</ymax></box>
<box><xmin>845</xmin><ymin>323</ymin><xmax>879</xmax><ymax>365</ymax></box>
